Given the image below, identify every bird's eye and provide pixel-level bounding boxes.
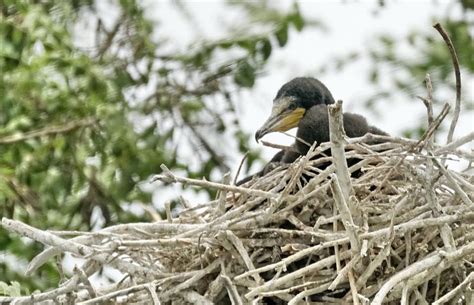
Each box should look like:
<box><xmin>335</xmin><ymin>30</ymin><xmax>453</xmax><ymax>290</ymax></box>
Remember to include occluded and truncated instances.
<box><xmin>288</xmin><ymin>103</ymin><xmax>297</xmax><ymax>110</ymax></box>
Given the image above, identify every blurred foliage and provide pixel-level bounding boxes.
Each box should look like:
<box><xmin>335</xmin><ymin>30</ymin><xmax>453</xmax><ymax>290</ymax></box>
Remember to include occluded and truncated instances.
<box><xmin>0</xmin><ymin>0</ymin><xmax>307</xmax><ymax>292</ymax></box>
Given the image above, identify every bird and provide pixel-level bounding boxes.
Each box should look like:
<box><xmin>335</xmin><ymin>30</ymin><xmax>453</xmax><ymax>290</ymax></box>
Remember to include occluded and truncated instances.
<box><xmin>237</xmin><ymin>77</ymin><xmax>387</xmax><ymax>185</ymax></box>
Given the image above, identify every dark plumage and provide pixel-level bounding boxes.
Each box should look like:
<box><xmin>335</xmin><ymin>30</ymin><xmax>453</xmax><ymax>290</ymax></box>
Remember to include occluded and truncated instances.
<box><xmin>237</xmin><ymin>77</ymin><xmax>387</xmax><ymax>185</ymax></box>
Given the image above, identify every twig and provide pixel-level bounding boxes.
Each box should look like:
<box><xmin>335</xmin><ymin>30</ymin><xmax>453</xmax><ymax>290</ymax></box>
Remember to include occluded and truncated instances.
<box><xmin>0</xmin><ymin>117</ymin><xmax>97</xmax><ymax>144</ymax></box>
<box><xmin>434</xmin><ymin>131</ymin><xmax>474</xmax><ymax>154</ymax></box>
<box><xmin>432</xmin><ymin>271</ymin><xmax>474</xmax><ymax>304</ymax></box>
<box><xmin>246</xmin><ymin>251</ymin><xmax>352</xmax><ymax>299</ymax></box>
<box><xmin>348</xmin><ymin>269</ymin><xmax>360</xmax><ymax>305</ymax></box>
<box><xmin>432</xmin><ymin>156</ymin><xmax>473</xmax><ymax>206</ymax></box>
<box><xmin>416</xmin><ymin>73</ymin><xmax>434</xmax><ymax>125</ymax></box>
<box><xmin>78</xmin><ymin>281</ymin><xmax>158</xmax><ymax>305</ymax></box>
<box><xmin>330</xmin><ymin>174</ymin><xmax>361</xmax><ymax>256</ymax></box>
<box><xmin>433</xmin><ymin>23</ymin><xmax>462</xmax><ymax>144</ymax></box>
<box><xmin>415</xmin><ymin>103</ymin><xmax>450</xmax><ymax>150</ymax></box>
<box><xmin>221</xmin><ymin>274</ymin><xmax>244</xmax><ymax>305</ymax></box>
<box><xmin>152</xmin><ymin>164</ymin><xmax>277</xmax><ymax>199</ymax></box>
<box><xmin>233</xmin><ymin>153</ymin><xmax>248</xmax><ymax>185</ymax></box>
<box><xmin>181</xmin><ymin>290</ymin><xmax>213</xmax><ymax>305</ymax></box>
<box><xmin>372</xmin><ymin>241</ymin><xmax>474</xmax><ymax>305</ymax></box>
<box><xmin>260</xmin><ymin>140</ymin><xmax>296</xmax><ymax>152</ymax></box>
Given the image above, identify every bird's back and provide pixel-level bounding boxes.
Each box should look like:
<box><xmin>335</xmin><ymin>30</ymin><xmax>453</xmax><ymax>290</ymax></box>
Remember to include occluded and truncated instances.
<box><xmin>291</xmin><ymin>104</ymin><xmax>386</xmax><ymax>157</ymax></box>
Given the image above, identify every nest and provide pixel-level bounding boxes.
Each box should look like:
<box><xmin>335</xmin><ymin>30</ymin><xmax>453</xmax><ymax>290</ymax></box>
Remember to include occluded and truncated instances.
<box><xmin>1</xmin><ymin>95</ymin><xmax>474</xmax><ymax>304</ymax></box>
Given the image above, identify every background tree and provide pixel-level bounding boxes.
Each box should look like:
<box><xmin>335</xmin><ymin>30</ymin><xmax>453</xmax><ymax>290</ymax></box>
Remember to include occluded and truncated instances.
<box><xmin>0</xmin><ymin>0</ymin><xmax>307</xmax><ymax>291</ymax></box>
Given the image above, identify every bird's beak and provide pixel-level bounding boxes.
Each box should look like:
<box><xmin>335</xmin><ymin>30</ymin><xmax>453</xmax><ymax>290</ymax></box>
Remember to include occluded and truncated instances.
<box><xmin>255</xmin><ymin>97</ymin><xmax>305</xmax><ymax>142</ymax></box>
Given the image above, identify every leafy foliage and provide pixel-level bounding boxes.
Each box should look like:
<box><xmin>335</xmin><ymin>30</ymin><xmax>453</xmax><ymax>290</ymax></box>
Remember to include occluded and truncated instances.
<box><xmin>0</xmin><ymin>0</ymin><xmax>306</xmax><ymax>291</ymax></box>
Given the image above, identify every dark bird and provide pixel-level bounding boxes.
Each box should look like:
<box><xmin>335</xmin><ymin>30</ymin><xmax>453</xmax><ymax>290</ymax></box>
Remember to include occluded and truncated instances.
<box><xmin>237</xmin><ymin>77</ymin><xmax>387</xmax><ymax>185</ymax></box>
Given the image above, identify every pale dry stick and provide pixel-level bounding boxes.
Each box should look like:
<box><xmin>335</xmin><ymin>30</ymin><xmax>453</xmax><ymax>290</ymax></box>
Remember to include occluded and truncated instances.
<box><xmin>118</xmin><ymin>237</ymin><xmax>207</xmax><ymax>247</ymax></box>
<box><xmin>152</xmin><ymin>164</ymin><xmax>278</xmax><ymax>199</ymax></box>
<box><xmin>371</xmin><ymin>255</ymin><xmax>443</xmax><ymax>305</ymax></box>
<box><xmin>221</xmin><ymin>275</ymin><xmax>244</xmax><ymax>305</ymax></box>
<box><xmin>451</xmin><ymin>169</ymin><xmax>474</xmax><ymax>190</ymax></box>
<box><xmin>287</xmin><ymin>282</ymin><xmax>333</xmax><ymax>305</ymax></box>
<box><xmin>328</xmin><ymin>253</ymin><xmax>361</xmax><ymax>290</ymax></box>
<box><xmin>245</xmin><ymin>250</ymin><xmax>352</xmax><ymax>299</ymax></box>
<box><xmin>434</xmin><ymin>131</ymin><xmax>474</xmax><ymax>155</ymax></box>
<box><xmin>204</xmin><ymin>270</ymin><xmax>226</xmax><ymax>302</ymax></box>
<box><xmin>216</xmin><ymin>172</ymin><xmax>231</xmax><ymax>216</ymax></box>
<box><xmin>281</xmin><ymin>131</ymin><xmax>312</xmax><ymax>148</ymax></box>
<box><xmin>160</xmin><ymin>259</ymin><xmax>221</xmax><ymax>300</ymax></box>
<box><xmin>391</xmin><ymin>241</ymin><xmax>474</xmax><ymax>297</ymax></box>
<box><xmin>432</xmin><ymin>156</ymin><xmax>473</xmax><ymax>206</ymax></box>
<box><xmin>74</xmin><ymin>276</ymin><xmax>130</xmax><ymax>303</ymax></box>
<box><xmin>146</xmin><ymin>282</ymin><xmax>161</xmax><ymax>305</ymax></box>
<box><xmin>1</xmin><ymin>218</ymin><xmax>160</xmax><ymax>278</ymax></box>
<box><xmin>333</xmin><ymin>201</ymin><xmax>342</xmax><ymax>273</ymax></box>
<box><xmin>74</xmin><ymin>265</ymin><xmax>96</xmax><ymax>299</ymax></box>
<box><xmin>400</xmin><ymin>285</ymin><xmax>409</xmax><ymax>305</ymax></box>
<box><xmin>372</xmin><ymin>240</ymin><xmax>474</xmax><ymax>305</ymax></box>
<box><xmin>420</xmin><ymin>280</ymin><xmax>429</xmax><ymax>302</ymax></box>
<box><xmin>416</xmin><ymin>73</ymin><xmax>434</xmax><ymax>125</ymax></box>
<box><xmin>348</xmin><ymin>269</ymin><xmax>361</xmax><ymax>305</ymax></box>
<box><xmin>233</xmin><ymin>152</ymin><xmax>248</xmax><ymax>185</ymax></box>
<box><xmin>165</xmin><ymin>201</ymin><xmax>173</xmax><ymax>223</ymax></box>
<box><xmin>77</xmin><ymin>280</ymin><xmax>159</xmax><ymax>305</ymax></box>
<box><xmin>181</xmin><ymin>290</ymin><xmax>213</xmax><ymax>305</ymax></box>
<box><xmin>27</xmin><ymin>222</ymin><xmax>205</xmax><ymax>274</ymax></box>
<box><xmin>259</xmin><ymin>278</ymin><xmax>333</xmax><ymax>298</ymax></box>
<box><xmin>367</xmin><ymin>195</ymin><xmax>409</xmax><ymax>225</ymax></box>
<box><xmin>405</xmin><ymin>231</ymin><xmax>412</xmax><ymax>267</ymax></box>
<box><xmin>415</xmin><ymin>103</ymin><xmax>450</xmax><ymax>151</ymax></box>
<box><xmin>424</xmin><ymin>151</ymin><xmax>456</xmax><ymax>253</ymax></box>
<box><xmin>235</xmin><ymin>237</ymin><xmax>350</xmax><ymax>281</ymax></box>
<box><xmin>355</xmin><ymin>230</ymin><xmax>393</xmax><ymax>291</ymax></box>
<box><xmin>434</xmin><ymin>273</ymin><xmax>441</xmax><ymax>301</ymax></box>
<box><xmin>328</xmin><ymin>100</ymin><xmax>359</xmax><ymax>222</ymax></box>
<box><xmin>432</xmin><ymin>271</ymin><xmax>474</xmax><ymax>305</ymax></box>
<box><xmin>349</xmin><ymin>133</ymin><xmax>474</xmax><ymax>159</ymax></box>
<box><xmin>139</xmin><ymin>202</ymin><xmax>162</xmax><ymax>221</ymax></box>
<box><xmin>246</xmin><ymin>226</ymin><xmax>342</xmax><ymax>241</ymax></box>
<box><xmin>280</xmin><ymin>143</ymin><xmax>317</xmax><ymax>199</ymax></box>
<box><xmin>237</xmin><ymin>211</ymin><xmax>474</xmax><ymax>282</ymax></box>
<box><xmin>225</xmin><ymin>230</ymin><xmax>263</xmax><ymax>285</ymax></box>
<box><xmin>281</xmin><ymin>160</ymin><xmax>335</xmax><ymax>212</ymax></box>
<box><xmin>360</xmin><ymin>214</ymin><xmax>369</xmax><ymax>257</ymax></box>
<box><xmin>330</xmin><ymin>173</ymin><xmax>361</xmax><ymax>256</ymax></box>
<box><xmin>175</xmin><ymin>197</ymin><xmax>265</xmax><ymax>239</ymax></box>
<box><xmin>260</xmin><ymin>140</ymin><xmax>296</xmax><ymax>152</ymax></box>
<box><xmin>362</xmin><ymin>212</ymin><xmax>474</xmax><ymax>243</ymax></box>
<box><xmin>413</xmin><ymin>289</ymin><xmax>430</xmax><ymax>305</ymax></box>
<box><xmin>433</xmin><ymin>23</ymin><xmax>462</xmax><ymax>144</ymax></box>
<box><xmin>178</xmin><ymin>196</ymin><xmax>206</xmax><ymax>223</ymax></box>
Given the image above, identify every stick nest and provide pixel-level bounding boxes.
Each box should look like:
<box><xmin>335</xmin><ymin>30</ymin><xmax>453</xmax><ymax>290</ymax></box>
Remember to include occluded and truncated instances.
<box><xmin>2</xmin><ymin>123</ymin><xmax>474</xmax><ymax>305</ymax></box>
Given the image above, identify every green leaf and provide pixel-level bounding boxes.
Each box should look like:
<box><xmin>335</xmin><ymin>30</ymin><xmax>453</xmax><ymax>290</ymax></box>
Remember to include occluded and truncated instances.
<box><xmin>288</xmin><ymin>3</ymin><xmax>304</xmax><ymax>31</ymax></box>
<box><xmin>234</xmin><ymin>60</ymin><xmax>256</xmax><ymax>88</ymax></box>
<box><xmin>275</xmin><ymin>22</ymin><xmax>289</xmax><ymax>47</ymax></box>
<box><xmin>259</xmin><ymin>38</ymin><xmax>272</xmax><ymax>61</ymax></box>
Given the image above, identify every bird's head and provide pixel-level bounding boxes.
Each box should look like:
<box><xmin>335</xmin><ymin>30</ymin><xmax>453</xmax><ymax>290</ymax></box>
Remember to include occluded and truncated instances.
<box><xmin>255</xmin><ymin>77</ymin><xmax>335</xmax><ymax>142</ymax></box>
